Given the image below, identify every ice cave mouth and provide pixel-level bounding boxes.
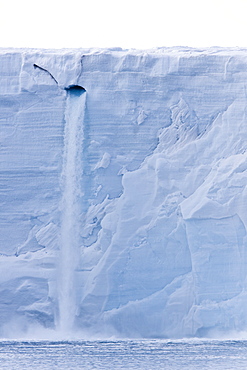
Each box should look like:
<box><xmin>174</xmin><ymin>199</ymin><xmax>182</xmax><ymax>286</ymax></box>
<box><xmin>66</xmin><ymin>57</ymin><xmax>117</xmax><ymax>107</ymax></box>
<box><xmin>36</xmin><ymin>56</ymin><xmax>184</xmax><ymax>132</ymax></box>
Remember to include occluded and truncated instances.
<box><xmin>64</xmin><ymin>85</ymin><xmax>86</xmax><ymax>94</ymax></box>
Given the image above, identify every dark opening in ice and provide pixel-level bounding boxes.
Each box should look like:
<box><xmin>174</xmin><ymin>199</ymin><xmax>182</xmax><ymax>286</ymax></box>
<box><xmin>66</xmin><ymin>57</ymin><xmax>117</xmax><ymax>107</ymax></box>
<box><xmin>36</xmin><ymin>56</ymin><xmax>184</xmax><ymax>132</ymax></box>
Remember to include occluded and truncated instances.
<box><xmin>64</xmin><ymin>85</ymin><xmax>86</xmax><ymax>92</ymax></box>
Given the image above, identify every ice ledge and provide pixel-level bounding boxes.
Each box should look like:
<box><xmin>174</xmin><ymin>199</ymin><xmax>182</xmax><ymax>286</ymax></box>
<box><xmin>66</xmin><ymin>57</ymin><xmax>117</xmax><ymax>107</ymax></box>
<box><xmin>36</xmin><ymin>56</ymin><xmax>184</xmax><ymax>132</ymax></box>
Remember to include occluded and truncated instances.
<box><xmin>1</xmin><ymin>46</ymin><xmax>247</xmax><ymax>93</ymax></box>
<box><xmin>3</xmin><ymin>46</ymin><xmax>247</xmax><ymax>54</ymax></box>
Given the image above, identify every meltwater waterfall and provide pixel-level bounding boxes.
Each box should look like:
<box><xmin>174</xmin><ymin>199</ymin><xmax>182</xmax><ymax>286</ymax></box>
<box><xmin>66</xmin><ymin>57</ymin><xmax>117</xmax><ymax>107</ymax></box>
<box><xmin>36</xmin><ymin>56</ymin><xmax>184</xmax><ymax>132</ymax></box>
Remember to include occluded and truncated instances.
<box><xmin>58</xmin><ymin>85</ymin><xmax>86</xmax><ymax>334</ymax></box>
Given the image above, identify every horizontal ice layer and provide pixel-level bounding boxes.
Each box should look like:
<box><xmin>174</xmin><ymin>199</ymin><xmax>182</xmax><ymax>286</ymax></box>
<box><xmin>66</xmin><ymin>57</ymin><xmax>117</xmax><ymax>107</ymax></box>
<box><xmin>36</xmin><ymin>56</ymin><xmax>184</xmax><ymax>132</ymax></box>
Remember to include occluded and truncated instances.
<box><xmin>1</xmin><ymin>47</ymin><xmax>247</xmax><ymax>338</ymax></box>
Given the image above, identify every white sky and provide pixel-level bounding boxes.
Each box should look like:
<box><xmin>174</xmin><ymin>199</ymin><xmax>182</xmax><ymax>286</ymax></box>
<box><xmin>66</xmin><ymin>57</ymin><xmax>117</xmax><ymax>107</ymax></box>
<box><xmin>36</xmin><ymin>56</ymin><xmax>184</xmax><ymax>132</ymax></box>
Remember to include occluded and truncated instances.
<box><xmin>0</xmin><ymin>0</ymin><xmax>247</xmax><ymax>49</ymax></box>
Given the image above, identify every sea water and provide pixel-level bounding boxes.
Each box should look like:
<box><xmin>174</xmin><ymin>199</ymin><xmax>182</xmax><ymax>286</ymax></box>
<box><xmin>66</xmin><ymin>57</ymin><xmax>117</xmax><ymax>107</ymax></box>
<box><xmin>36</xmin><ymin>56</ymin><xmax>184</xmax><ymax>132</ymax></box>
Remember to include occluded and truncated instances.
<box><xmin>0</xmin><ymin>340</ymin><xmax>247</xmax><ymax>369</ymax></box>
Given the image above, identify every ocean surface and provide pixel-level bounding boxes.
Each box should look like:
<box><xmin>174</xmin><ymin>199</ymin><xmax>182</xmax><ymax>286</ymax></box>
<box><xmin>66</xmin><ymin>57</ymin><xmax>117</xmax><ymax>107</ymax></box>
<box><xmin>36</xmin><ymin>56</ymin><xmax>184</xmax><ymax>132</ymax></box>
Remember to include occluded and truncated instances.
<box><xmin>0</xmin><ymin>339</ymin><xmax>247</xmax><ymax>369</ymax></box>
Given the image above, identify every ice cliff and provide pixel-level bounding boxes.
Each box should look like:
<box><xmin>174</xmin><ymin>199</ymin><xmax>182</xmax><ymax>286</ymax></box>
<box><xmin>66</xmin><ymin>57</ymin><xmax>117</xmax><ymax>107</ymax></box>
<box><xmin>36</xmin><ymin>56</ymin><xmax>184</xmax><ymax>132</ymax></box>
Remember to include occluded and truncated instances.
<box><xmin>1</xmin><ymin>47</ymin><xmax>247</xmax><ymax>338</ymax></box>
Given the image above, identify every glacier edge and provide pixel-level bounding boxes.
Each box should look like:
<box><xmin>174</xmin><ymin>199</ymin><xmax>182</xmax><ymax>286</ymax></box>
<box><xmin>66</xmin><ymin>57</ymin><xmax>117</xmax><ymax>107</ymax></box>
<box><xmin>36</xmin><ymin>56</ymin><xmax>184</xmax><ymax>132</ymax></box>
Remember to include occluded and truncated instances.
<box><xmin>1</xmin><ymin>47</ymin><xmax>247</xmax><ymax>338</ymax></box>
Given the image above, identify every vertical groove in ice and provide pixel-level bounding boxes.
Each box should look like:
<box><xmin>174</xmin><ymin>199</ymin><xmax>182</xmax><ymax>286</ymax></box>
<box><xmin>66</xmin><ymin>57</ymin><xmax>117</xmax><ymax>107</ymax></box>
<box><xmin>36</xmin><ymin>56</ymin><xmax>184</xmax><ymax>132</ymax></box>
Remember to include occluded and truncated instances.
<box><xmin>58</xmin><ymin>85</ymin><xmax>86</xmax><ymax>334</ymax></box>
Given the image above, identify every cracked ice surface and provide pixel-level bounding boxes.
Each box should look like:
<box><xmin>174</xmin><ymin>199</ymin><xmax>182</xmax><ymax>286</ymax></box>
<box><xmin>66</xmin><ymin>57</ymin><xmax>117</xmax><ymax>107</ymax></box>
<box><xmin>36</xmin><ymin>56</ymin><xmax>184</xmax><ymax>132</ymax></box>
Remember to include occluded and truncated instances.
<box><xmin>1</xmin><ymin>47</ymin><xmax>247</xmax><ymax>338</ymax></box>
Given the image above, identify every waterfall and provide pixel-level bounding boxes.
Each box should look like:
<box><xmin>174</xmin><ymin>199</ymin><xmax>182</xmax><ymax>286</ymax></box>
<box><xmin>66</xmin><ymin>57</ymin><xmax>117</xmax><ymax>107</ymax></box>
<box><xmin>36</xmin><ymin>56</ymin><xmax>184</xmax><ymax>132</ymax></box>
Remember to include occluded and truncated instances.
<box><xmin>58</xmin><ymin>85</ymin><xmax>86</xmax><ymax>334</ymax></box>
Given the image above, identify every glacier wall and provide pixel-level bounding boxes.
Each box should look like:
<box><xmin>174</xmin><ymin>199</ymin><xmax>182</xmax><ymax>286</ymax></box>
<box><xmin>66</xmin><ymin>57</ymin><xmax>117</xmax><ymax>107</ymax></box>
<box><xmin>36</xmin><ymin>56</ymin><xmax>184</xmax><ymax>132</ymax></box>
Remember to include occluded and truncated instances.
<box><xmin>1</xmin><ymin>47</ymin><xmax>247</xmax><ymax>338</ymax></box>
